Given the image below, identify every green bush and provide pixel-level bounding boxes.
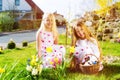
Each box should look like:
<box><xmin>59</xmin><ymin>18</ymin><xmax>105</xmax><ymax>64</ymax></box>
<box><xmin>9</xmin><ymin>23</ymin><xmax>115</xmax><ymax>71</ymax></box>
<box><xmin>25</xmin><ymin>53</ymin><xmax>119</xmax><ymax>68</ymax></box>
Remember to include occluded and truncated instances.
<box><xmin>22</xmin><ymin>41</ymin><xmax>28</xmax><ymax>47</ymax></box>
<box><xmin>7</xmin><ymin>40</ymin><xmax>16</xmax><ymax>49</ymax></box>
<box><xmin>0</xmin><ymin>50</ymin><xmax>3</xmax><ymax>54</ymax></box>
<box><xmin>0</xmin><ymin>52</ymin><xmax>3</xmax><ymax>54</ymax></box>
<box><xmin>0</xmin><ymin>12</ymin><xmax>14</xmax><ymax>32</ymax></box>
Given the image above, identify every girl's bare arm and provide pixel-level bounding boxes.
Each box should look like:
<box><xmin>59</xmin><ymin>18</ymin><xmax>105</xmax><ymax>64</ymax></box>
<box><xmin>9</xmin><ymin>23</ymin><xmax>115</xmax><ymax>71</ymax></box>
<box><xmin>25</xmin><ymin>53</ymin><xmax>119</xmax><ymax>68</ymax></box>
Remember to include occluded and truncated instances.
<box><xmin>36</xmin><ymin>32</ymin><xmax>42</xmax><ymax>58</ymax></box>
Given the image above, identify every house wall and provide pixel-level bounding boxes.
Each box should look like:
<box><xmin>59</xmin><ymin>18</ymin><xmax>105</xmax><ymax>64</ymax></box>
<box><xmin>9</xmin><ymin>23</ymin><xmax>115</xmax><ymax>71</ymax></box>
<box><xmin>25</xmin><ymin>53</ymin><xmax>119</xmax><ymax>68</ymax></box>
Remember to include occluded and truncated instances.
<box><xmin>2</xmin><ymin>0</ymin><xmax>31</xmax><ymax>11</ymax></box>
<box><xmin>1</xmin><ymin>0</ymin><xmax>42</xmax><ymax>30</ymax></box>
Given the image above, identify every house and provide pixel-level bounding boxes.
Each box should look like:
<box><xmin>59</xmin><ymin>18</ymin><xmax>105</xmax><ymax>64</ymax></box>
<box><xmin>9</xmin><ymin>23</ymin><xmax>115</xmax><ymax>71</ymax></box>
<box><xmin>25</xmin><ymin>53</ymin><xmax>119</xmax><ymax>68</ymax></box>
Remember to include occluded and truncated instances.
<box><xmin>25</xmin><ymin>0</ymin><xmax>44</xmax><ymax>19</ymax></box>
<box><xmin>0</xmin><ymin>0</ymin><xmax>31</xmax><ymax>12</ymax></box>
<box><xmin>0</xmin><ymin>0</ymin><xmax>44</xmax><ymax>29</ymax></box>
<box><xmin>0</xmin><ymin>0</ymin><xmax>43</xmax><ymax>19</ymax></box>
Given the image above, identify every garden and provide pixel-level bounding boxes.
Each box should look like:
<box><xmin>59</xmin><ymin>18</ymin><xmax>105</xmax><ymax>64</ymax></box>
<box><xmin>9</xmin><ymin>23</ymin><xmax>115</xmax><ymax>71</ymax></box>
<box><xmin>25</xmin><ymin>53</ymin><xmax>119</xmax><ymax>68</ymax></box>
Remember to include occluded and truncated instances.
<box><xmin>0</xmin><ymin>1</ymin><xmax>120</xmax><ymax>80</ymax></box>
<box><xmin>0</xmin><ymin>34</ymin><xmax>120</xmax><ymax>80</ymax></box>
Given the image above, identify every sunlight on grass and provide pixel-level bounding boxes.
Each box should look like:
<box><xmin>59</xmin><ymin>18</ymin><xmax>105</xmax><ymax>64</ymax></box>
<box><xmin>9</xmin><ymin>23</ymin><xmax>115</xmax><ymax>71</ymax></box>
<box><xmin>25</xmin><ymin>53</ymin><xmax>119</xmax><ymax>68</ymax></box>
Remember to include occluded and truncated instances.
<box><xmin>0</xmin><ymin>34</ymin><xmax>120</xmax><ymax>79</ymax></box>
<box><xmin>100</xmin><ymin>41</ymin><xmax>120</xmax><ymax>56</ymax></box>
<box><xmin>59</xmin><ymin>34</ymin><xmax>71</xmax><ymax>45</ymax></box>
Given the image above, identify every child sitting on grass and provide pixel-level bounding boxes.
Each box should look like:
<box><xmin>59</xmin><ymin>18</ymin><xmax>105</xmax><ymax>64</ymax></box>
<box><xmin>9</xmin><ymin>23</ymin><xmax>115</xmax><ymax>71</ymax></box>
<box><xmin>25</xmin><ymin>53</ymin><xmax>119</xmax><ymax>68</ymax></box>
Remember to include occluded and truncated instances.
<box><xmin>36</xmin><ymin>13</ymin><xmax>65</xmax><ymax>68</ymax></box>
<box><xmin>70</xmin><ymin>20</ymin><xmax>103</xmax><ymax>72</ymax></box>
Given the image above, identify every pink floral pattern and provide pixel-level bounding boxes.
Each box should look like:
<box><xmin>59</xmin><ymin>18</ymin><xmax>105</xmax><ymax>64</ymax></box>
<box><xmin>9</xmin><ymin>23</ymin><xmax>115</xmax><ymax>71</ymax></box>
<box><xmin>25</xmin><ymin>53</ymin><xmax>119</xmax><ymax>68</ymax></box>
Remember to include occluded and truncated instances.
<box><xmin>73</xmin><ymin>39</ymin><xmax>100</xmax><ymax>63</ymax></box>
<box><xmin>40</xmin><ymin>31</ymin><xmax>65</xmax><ymax>68</ymax></box>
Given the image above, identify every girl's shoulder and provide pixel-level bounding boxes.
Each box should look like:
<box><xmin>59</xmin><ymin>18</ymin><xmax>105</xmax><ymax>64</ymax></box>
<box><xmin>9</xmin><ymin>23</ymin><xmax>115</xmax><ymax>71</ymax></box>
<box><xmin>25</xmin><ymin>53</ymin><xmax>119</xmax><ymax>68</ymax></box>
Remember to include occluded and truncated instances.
<box><xmin>90</xmin><ymin>37</ymin><xmax>96</xmax><ymax>41</ymax></box>
<box><xmin>76</xmin><ymin>39</ymin><xmax>87</xmax><ymax>46</ymax></box>
<box><xmin>90</xmin><ymin>37</ymin><xmax>98</xmax><ymax>45</ymax></box>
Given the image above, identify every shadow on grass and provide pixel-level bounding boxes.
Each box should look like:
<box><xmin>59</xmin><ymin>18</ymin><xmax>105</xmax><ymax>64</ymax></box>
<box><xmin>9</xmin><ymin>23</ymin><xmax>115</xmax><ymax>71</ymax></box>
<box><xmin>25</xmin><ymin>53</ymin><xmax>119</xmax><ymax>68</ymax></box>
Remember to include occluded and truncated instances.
<box><xmin>40</xmin><ymin>69</ymin><xmax>60</xmax><ymax>80</ymax></box>
<box><xmin>15</xmin><ymin>48</ymin><xmax>23</xmax><ymax>50</ymax></box>
<box><xmin>66</xmin><ymin>63</ymin><xmax>120</xmax><ymax>80</ymax></box>
<box><xmin>99</xmin><ymin>63</ymin><xmax>120</xmax><ymax>77</ymax></box>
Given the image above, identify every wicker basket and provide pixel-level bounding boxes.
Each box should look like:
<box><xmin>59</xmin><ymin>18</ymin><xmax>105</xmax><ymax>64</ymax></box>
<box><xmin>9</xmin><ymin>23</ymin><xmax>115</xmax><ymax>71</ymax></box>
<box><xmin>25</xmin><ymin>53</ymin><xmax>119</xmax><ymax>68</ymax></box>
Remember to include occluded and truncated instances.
<box><xmin>79</xmin><ymin>54</ymin><xmax>100</xmax><ymax>74</ymax></box>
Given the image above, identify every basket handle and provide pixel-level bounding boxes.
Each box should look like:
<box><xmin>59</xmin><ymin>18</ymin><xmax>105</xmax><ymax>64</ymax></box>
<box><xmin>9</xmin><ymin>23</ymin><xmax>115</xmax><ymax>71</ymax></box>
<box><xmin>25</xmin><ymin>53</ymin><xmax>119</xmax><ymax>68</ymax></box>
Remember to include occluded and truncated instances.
<box><xmin>80</xmin><ymin>54</ymin><xmax>100</xmax><ymax>64</ymax></box>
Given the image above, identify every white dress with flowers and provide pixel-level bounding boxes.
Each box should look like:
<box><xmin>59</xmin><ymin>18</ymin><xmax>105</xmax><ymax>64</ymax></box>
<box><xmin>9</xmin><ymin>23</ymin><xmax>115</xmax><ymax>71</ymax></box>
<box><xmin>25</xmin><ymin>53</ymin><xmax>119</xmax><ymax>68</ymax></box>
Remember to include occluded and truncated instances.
<box><xmin>39</xmin><ymin>31</ymin><xmax>65</xmax><ymax>68</ymax></box>
<box><xmin>73</xmin><ymin>38</ymin><xmax>100</xmax><ymax>64</ymax></box>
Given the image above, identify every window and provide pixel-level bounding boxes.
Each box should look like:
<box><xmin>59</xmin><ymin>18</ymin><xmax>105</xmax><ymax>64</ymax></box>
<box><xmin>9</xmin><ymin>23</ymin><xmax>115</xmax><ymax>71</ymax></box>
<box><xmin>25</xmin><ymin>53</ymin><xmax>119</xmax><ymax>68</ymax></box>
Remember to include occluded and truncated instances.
<box><xmin>0</xmin><ymin>0</ymin><xmax>2</xmax><ymax>11</ymax></box>
<box><xmin>15</xmin><ymin>0</ymin><xmax>20</xmax><ymax>6</ymax></box>
<box><xmin>0</xmin><ymin>6</ymin><xmax>2</xmax><ymax>11</ymax></box>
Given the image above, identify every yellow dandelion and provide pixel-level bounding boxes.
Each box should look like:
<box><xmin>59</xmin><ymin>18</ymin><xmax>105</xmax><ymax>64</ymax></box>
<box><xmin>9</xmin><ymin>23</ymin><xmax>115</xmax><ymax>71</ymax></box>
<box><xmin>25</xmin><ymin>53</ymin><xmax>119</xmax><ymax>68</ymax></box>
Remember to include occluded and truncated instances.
<box><xmin>0</xmin><ymin>47</ymin><xmax>2</xmax><ymax>52</ymax></box>
<box><xmin>0</xmin><ymin>68</ymin><xmax>5</xmax><ymax>73</ymax></box>
<box><xmin>96</xmin><ymin>0</ymin><xmax>108</xmax><ymax>8</ymax></box>
<box><xmin>70</xmin><ymin>46</ymin><xmax>75</xmax><ymax>53</ymax></box>
<box><xmin>32</xmin><ymin>55</ymin><xmax>36</xmax><ymax>59</ymax></box>
<box><xmin>46</xmin><ymin>46</ymin><xmax>53</xmax><ymax>53</ymax></box>
<box><xmin>30</xmin><ymin>59</ymin><xmax>37</xmax><ymax>66</ymax></box>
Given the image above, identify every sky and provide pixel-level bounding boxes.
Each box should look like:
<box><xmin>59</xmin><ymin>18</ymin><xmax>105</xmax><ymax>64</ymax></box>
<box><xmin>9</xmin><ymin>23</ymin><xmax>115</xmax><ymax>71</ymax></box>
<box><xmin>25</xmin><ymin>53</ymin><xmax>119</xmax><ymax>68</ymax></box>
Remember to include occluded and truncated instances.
<box><xmin>32</xmin><ymin>0</ymin><xmax>120</xmax><ymax>21</ymax></box>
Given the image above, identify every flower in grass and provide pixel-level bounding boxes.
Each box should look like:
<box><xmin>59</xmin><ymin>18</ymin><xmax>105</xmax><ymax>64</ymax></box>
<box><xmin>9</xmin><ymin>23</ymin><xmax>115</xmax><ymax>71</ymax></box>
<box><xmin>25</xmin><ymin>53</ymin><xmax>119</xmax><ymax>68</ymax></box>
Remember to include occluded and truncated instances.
<box><xmin>32</xmin><ymin>68</ymin><xmax>38</xmax><ymax>75</ymax></box>
<box><xmin>103</xmin><ymin>55</ymin><xmax>120</xmax><ymax>64</ymax></box>
<box><xmin>37</xmin><ymin>65</ymin><xmax>43</xmax><ymax>74</ymax></box>
<box><xmin>32</xmin><ymin>55</ymin><xmax>36</xmax><ymax>60</ymax></box>
<box><xmin>46</xmin><ymin>46</ymin><xmax>53</xmax><ymax>53</ymax></box>
<box><xmin>0</xmin><ymin>50</ymin><xmax>1</xmax><ymax>52</ymax></box>
<box><xmin>26</xmin><ymin>55</ymin><xmax>43</xmax><ymax>76</ymax></box>
<box><xmin>69</xmin><ymin>46</ymin><xmax>75</xmax><ymax>53</ymax></box>
<box><xmin>30</xmin><ymin>59</ymin><xmax>37</xmax><ymax>66</ymax></box>
<box><xmin>0</xmin><ymin>68</ymin><xmax>5</xmax><ymax>73</ymax></box>
<box><xmin>0</xmin><ymin>46</ymin><xmax>3</xmax><ymax>53</ymax></box>
<box><xmin>30</xmin><ymin>55</ymin><xmax>38</xmax><ymax>66</ymax></box>
<box><xmin>0</xmin><ymin>48</ymin><xmax>2</xmax><ymax>52</ymax></box>
<box><xmin>26</xmin><ymin>65</ymin><xmax>32</xmax><ymax>72</ymax></box>
<box><xmin>49</xmin><ymin>57</ymin><xmax>62</xmax><ymax>68</ymax></box>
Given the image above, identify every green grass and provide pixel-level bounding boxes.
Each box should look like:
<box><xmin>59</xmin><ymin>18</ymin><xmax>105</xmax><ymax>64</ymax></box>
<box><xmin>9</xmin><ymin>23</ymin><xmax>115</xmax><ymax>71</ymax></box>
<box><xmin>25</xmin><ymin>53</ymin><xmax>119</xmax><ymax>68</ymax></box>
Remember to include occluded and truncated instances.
<box><xmin>100</xmin><ymin>41</ymin><xmax>120</xmax><ymax>56</ymax></box>
<box><xmin>0</xmin><ymin>35</ymin><xmax>120</xmax><ymax>80</ymax></box>
<box><xmin>0</xmin><ymin>42</ymin><xmax>36</xmax><ymax>79</ymax></box>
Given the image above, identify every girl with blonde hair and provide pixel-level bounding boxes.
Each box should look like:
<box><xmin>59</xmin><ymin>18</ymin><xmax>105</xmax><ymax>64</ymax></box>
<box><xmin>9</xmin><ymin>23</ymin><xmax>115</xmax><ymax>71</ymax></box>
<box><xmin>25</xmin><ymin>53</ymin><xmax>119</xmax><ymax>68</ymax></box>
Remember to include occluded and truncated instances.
<box><xmin>70</xmin><ymin>20</ymin><xmax>103</xmax><ymax>71</ymax></box>
<box><xmin>36</xmin><ymin>13</ymin><xmax>65</xmax><ymax>68</ymax></box>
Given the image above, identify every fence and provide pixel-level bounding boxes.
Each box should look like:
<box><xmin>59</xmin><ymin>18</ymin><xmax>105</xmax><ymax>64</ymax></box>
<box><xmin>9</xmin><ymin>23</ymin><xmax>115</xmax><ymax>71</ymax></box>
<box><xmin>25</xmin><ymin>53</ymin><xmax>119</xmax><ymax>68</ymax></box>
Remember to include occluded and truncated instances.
<box><xmin>18</xmin><ymin>19</ymin><xmax>41</xmax><ymax>30</ymax></box>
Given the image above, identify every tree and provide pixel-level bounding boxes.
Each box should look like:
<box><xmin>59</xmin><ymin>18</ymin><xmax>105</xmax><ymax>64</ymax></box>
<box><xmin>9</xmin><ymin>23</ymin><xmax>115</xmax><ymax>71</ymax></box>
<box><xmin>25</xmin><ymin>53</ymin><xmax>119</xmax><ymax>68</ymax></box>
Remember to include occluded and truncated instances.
<box><xmin>0</xmin><ymin>12</ymin><xmax>14</xmax><ymax>31</ymax></box>
<box><xmin>96</xmin><ymin>0</ymin><xmax>113</xmax><ymax>15</ymax></box>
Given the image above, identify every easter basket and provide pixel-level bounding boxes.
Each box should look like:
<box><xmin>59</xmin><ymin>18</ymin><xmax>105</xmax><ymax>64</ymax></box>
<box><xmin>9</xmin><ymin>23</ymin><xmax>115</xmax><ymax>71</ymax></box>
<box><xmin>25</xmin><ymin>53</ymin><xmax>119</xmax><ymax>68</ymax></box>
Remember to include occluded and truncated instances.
<box><xmin>79</xmin><ymin>54</ymin><xmax>100</xmax><ymax>74</ymax></box>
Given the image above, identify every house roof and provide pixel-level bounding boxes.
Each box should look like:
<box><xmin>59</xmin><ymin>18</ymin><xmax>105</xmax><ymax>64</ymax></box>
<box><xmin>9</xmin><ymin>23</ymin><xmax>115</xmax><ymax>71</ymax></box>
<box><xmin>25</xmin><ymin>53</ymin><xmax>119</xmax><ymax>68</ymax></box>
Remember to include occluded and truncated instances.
<box><xmin>25</xmin><ymin>0</ymin><xmax>44</xmax><ymax>14</ymax></box>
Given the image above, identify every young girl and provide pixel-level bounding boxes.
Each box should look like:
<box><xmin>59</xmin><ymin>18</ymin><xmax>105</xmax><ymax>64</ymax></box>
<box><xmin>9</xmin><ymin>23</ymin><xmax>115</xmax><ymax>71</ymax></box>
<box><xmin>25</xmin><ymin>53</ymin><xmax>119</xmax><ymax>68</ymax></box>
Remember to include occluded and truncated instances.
<box><xmin>36</xmin><ymin>13</ymin><xmax>65</xmax><ymax>68</ymax></box>
<box><xmin>70</xmin><ymin>20</ymin><xmax>103</xmax><ymax>71</ymax></box>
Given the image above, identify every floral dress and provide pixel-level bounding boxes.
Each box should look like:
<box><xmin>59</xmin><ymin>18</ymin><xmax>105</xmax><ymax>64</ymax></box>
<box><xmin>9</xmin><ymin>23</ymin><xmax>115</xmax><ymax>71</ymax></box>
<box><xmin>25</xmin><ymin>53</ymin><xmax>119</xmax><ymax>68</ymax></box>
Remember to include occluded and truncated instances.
<box><xmin>39</xmin><ymin>31</ymin><xmax>65</xmax><ymax>68</ymax></box>
<box><xmin>73</xmin><ymin>38</ymin><xmax>100</xmax><ymax>64</ymax></box>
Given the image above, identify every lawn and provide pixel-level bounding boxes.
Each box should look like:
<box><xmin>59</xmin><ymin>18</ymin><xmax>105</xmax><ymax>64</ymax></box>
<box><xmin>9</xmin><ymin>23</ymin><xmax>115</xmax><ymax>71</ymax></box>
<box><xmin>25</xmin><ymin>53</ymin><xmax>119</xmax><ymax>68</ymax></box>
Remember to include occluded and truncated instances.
<box><xmin>0</xmin><ymin>34</ymin><xmax>120</xmax><ymax>80</ymax></box>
